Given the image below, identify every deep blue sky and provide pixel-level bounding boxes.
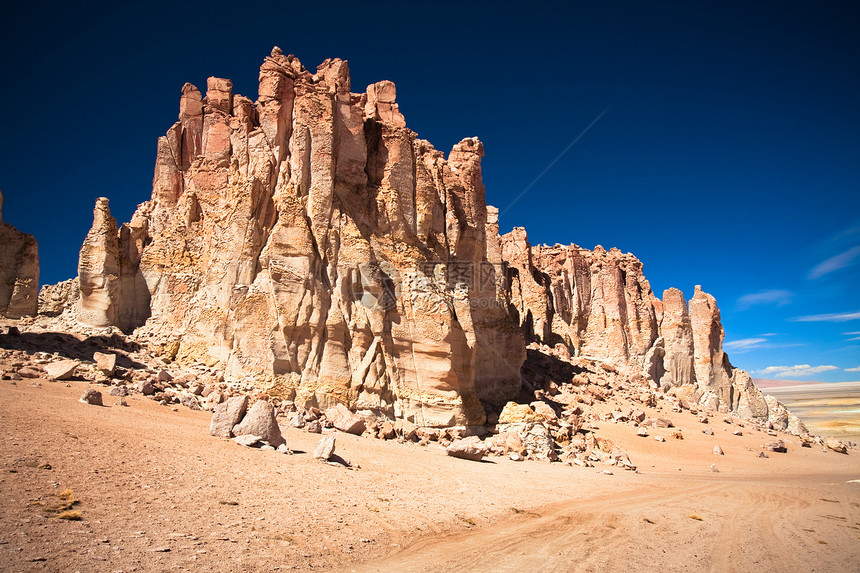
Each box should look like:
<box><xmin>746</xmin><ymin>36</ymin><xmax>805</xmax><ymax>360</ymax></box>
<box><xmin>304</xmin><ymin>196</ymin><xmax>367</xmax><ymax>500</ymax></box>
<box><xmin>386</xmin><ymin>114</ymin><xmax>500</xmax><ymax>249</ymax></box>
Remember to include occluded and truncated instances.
<box><xmin>2</xmin><ymin>1</ymin><xmax>858</xmax><ymax>380</ymax></box>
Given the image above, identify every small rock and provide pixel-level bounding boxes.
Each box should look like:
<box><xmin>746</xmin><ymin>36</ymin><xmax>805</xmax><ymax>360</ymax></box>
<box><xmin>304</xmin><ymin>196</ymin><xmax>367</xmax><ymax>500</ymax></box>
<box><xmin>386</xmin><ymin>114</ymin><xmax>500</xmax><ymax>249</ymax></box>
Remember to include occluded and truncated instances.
<box><xmin>233</xmin><ymin>434</ymin><xmax>262</xmax><ymax>447</ymax></box>
<box><xmin>702</xmin><ymin>427</ymin><xmax>714</xmax><ymax>435</ymax></box>
<box><xmin>733</xmin><ymin>430</ymin><xmax>742</xmax><ymax>436</ymax></box>
<box><xmin>314</xmin><ymin>435</ymin><xmax>336</xmax><ymax>461</ymax></box>
<box><xmin>637</xmin><ymin>427</ymin><xmax>649</xmax><ymax>437</ymax></box>
<box><xmin>305</xmin><ymin>419</ymin><xmax>322</xmax><ymax>434</ymax></box>
<box><xmin>509</xmin><ymin>452</ymin><xmax>524</xmax><ymax>461</ymax></box>
<box><xmin>137</xmin><ymin>380</ymin><xmax>155</xmax><ymax>395</ymax></box>
<box><xmin>654</xmin><ymin>436</ymin><xmax>665</xmax><ymax>442</ymax></box>
<box><xmin>79</xmin><ymin>388</ymin><xmax>103</xmax><ymax>406</ymax></box>
<box><xmin>276</xmin><ymin>443</ymin><xmax>292</xmax><ymax>455</ymax></box>
<box><xmin>180</xmin><ymin>394</ymin><xmax>201</xmax><ymax>411</ymax></box>
<box><xmin>114</xmin><ymin>398</ymin><xmax>129</xmax><ymax>407</ymax></box>
<box><xmin>602</xmin><ymin>470</ymin><xmax>614</xmax><ymax>475</ymax></box>
<box><xmin>157</xmin><ymin>370</ymin><xmax>173</xmax><ymax>382</ymax></box>
<box><xmin>763</xmin><ymin>440</ymin><xmax>787</xmax><ymax>453</ymax></box>
<box><xmin>710</xmin><ymin>464</ymin><xmax>719</xmax><ymax>472</ymax></box>
<box><xmin>17</xmin><ymin>366</ymin><xmax>43</xmax><ymax>379</ymax></box>
<box><xmin>758</xmin><ymin>451</ymin><xmax>768</xmax><ymax>458</ymax></box>
<box><xmin>109</xmin><ymin>386</ymin><xmax>129</xmax><ymax>397</ymax></box>
<box><xmin>713</xmin><ymin>445</ymin><xmax>724</xmax><ymax>456</ymax></box>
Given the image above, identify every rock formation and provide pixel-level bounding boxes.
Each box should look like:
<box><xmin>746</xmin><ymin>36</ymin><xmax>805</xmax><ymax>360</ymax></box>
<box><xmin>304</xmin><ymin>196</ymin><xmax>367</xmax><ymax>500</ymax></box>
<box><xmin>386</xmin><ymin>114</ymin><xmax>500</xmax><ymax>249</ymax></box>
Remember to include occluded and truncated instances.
<box><xmin>71</xmin><ymin>48</ymin><xmax>524</xmax><ymax>429</ymax></box>
<box><xmin>77</xmin><ymin>198</ymin><xmax>150</xmax><ymax>332</ymax></box>
<box><xmin>49</xmin><ymin>48</ymin><xmax>801</xmax><ymax>434</ymax></box>
<box><xmin>501</xmin><ymin>228</ymin><xmax>805</xmax><ymax>433</ymax></box>
<box><xmin>0</xmin><ymin>190</ymin><xmax>39</xmax><ymax>318</ymax></box>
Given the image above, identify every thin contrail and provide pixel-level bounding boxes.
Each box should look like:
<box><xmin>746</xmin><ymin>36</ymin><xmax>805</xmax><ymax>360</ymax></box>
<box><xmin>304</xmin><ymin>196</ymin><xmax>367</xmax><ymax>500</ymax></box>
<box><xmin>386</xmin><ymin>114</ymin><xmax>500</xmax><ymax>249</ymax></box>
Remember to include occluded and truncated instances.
<box><xmin>500</xmin><ymin>107</ymin><xmax>610</xmax><ymax>217</ymax></box>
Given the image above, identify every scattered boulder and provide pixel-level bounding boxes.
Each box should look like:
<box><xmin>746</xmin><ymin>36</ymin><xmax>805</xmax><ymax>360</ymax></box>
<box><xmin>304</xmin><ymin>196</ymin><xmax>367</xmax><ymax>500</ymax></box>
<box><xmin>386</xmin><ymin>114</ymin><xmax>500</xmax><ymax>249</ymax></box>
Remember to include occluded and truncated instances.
<box><xmin>17</xmin><ymin>366</ymin><xmax>43</xmax><ymax>379</ymax></box>
<box><xmin>137</xmin><ymin>380</ymin><xmax>155</xmax><ymax>395</ymax></box>
<box><xmin>499</xmin><ymin>402</ymin><xmax>542</xmax><ymax>424</ymax></box>
<box><xmin>209</xmin><ymin>396</ymin><xmax>249</xmax><ymax>438</ymax></box>
<box><xmin>93</xmin><ymin>352</ymin><xmax>117</xmax><ymax>375</ymax></box>
<box><xmin>233</xmin><ymin>434</ymin><xmax>262</xmax><ymax>447</ymax></box>
<box><xmin>324</xmin><ymin>404</ymin><xmax>366</xmax><ymax>435</ymax></box>
<box><xmin>824</xmin><ymin>438</ymin><xmax>847</xmax><ymax>454</ymax></box>
<box><xmin>180</xmin><ymin>393</ymin><xmax>201</xmax><ymax>411</ymax></box>
<box><xmin>763</xmin><ymin>440</ymin><xmax>787</xmax><ymax>453</ymax></box>
<box><xmin>109</xmin><ymin>386</ymin><xmax>129</xmax><ymax>397</ymax></box>
<box><xmin>713</xmin><ymin>445</ymin><xmax>724</xmax><ymax>456</ymax></box>
<box><xmin>44</xmin><ymin>360</ymin><xmax>78</xmax><ymax>381</ymax></box>
<box><xmin>445</xmin><ymin>436</ymin><xmax>487</xmax><ymax>461</ymax></box>
<box><xmin>232</xmin><ymin>400</ymin><xmax>285</xmax><ymax>447</ymax></box>
<box><xmin>314</xmin><ymin>435</ymin><xmax>336</xmax><ymax>461</ymax></box>
<box><xmin>79</xmin><ymin>388</ymin><xmax>103</xmax><ymax>406</ymax></box>
<box><xmin>306</xmin><ymin>420</ymin><xmax>322</xmax><ymax>434</ymax></box>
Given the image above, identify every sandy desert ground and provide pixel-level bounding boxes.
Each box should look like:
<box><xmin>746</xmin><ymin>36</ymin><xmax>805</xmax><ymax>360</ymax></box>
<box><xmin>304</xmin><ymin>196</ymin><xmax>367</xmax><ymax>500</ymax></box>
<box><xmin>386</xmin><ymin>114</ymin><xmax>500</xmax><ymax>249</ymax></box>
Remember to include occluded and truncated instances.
<box><xmin>2</xmin><ymin>376</ymin><xmax>859</xmax><ymax>573</ymax></box>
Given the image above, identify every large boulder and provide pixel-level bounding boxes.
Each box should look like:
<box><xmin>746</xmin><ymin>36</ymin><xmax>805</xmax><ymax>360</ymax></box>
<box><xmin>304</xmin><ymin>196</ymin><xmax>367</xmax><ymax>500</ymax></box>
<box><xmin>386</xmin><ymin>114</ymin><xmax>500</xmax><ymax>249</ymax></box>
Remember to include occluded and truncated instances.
<box><xmin>232</xmin><ymin>400</ymin><xmax>285</xmax><ymax>447</ymax></box>
<box><xmin>44</xmin><ymin>360</ymin><xmax>79</xmax><ymax>381</ymax></box>
<box><xmin>445</xmin><ymin>436</ymin><xmax>487</xmax><ymax>461</ymax></box>
<box><xmin>325</xmin><ymin>404</ymin><xmax>366</xmax><ymax>435</ymax></box>
<box><xmin>209</xmin><ymin>395</ymin><xmax>249</xmax><ymax>438</ymax></box>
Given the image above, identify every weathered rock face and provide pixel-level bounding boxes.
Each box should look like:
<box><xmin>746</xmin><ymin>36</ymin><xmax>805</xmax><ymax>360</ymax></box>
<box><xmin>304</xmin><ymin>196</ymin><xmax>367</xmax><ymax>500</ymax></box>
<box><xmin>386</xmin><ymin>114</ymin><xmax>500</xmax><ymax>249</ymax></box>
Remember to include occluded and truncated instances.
<box><xmin>77</xmin><ymin>198</ymin><xmax>150</xmax><ymax>332</ymax></box>
<box><xmin>38</xmin><ymin>278</ymin><xmax>80</xmax><ymax>317</ymax></box>
<box><xmin>503</xmin><ymin>229</ymin><xmax>658</xmax><ymax>370</ymax></box>
<box><xmin>78</xmin><ymin>48</ymin><xmax>524</xmax><ymax>429</ymax></box>
<box><xmin>502</xmin><ymin>228</ymin><xmax>801</xmax><ymax>431</ymax></box>
<box><xmin>0</xmin><ymin>190</ymin><xmax>39</xmax><ymax>318</ymax></box>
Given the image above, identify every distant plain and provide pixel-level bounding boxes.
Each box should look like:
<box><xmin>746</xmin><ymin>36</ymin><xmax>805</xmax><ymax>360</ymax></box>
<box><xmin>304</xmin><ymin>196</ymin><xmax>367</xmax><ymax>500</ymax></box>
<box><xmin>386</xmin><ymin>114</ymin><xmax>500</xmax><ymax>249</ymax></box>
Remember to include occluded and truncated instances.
<box><xmin>757</xmin><ymin>379</ymin><xmax>860</xmax><ymax>441</ymax></box>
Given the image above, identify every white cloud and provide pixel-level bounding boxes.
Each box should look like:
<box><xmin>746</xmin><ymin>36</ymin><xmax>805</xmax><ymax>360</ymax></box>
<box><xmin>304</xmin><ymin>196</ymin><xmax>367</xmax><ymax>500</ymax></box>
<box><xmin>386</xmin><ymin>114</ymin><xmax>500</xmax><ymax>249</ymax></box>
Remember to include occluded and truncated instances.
<box><xmin>846</xmin><ymin>366</ymin><xmax>860</xmax><ymax>372</ymax></box>
<box><xmin>724</xmin><ymin>338</ymin><xmax>768</xmax><ymax>351</ymax></box>
<box><xmin>792</xmin><ymin>311</ymin><xmax>860</xmax><ymax>322</ymax></box>
<box><xmin>844</xmin><ymin>331</ymin><xmax>860</xmax><ymax>335</ymax></box>
<box><xmin>756</xmin><ymin>364</ymin><xmax>839</xmax><ymax>378</ymax></box>
<box><xmin>809</xmin><ymin>245</ymin><xmax>860</xmax><ymax>279</ymax></box>
<box><xmin>737</xmin><ymin>289</ymin><xmax>793</xmax><ymax>310</ymax></box>
<box><xmin>847</xmin><ymin>336</ymin><xmax>860</xmax><ymax>342</ymax></box>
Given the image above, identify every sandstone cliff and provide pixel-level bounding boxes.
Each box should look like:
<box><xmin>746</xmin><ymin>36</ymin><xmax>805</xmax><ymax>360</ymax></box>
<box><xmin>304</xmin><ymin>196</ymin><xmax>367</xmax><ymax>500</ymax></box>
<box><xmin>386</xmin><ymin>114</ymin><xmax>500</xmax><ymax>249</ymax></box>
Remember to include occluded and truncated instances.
<box><xmin>501</xmin><ymin>228</ymin><xmax>805</xmax><ymax>433</ymax></box>
<box><xmin>0</xmin><ymin>190</ymin><xmax>39</xmax><ymax>318</ymax></box>
<box><xmin>55</xmin><ymin>48</ymin><xmax>802</xmax><ymax>434</ymax></box>
<box><xmin>74</xmin><ymin>48</ymin><xmax>524</xmax><ymax>429</ymax></box>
